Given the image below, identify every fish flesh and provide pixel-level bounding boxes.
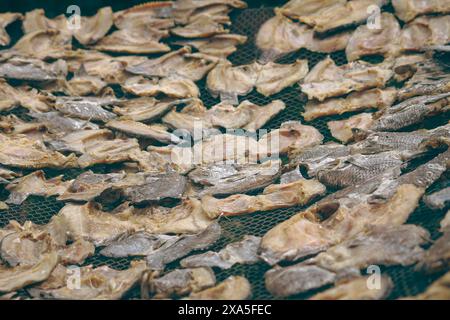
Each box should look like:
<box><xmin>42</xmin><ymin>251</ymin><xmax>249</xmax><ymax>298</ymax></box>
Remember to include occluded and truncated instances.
<box><xmin>265</xmin><ymin>224</ymin><xmax>428</xmax><ymax>297</ymax></box>
<box><xmin>46</xmin><ymin>129</ymin><xmax>113</xmax><ymax>155</ymax></box>
<box><xmin>0</xmin><ymin>253</ymin><xmax>58</xmax><ymax>293</ymax></box>
<box><xmin>146</xmin><ymin>222</ymin><xmax>221</xmax><ymax>270</ymax></box>
<box><xmin>0</xmin><ymin>56</ymin><xmax>67</xmax><ymax>82</ymax></box>
<box><xmin>393</xmin><ymin>0</ymin><xmax>450</xmax><ymax>22</ymax></box>
<box><xmin>290</xmin><ymin>0</ymin><xmax>389</xmax><ymax>34</ymax></box>
<box><xmin>113</xmin><ymin>2</ymin><xmax>174</xmax><ymax>29</ymax></box>
<box><xmin>255</xmin><ymin>60</ymin><xmax>309</xmax><ymax>97</ymax></box>
<box><xmin>310</xmin><ymin>276</ymin><xmax>393</xmax><ymax>300</ymax></box>
<box><xmin>257</xmin><ymin>121</ymin><xmax>324</xmax><ymax>157</ymax></box>
<box><xmin>302</xmin><ymin>87</ymin><xmax>397</xmax><ymax>121</ymax></box>
<box><xmin>28</xmin><ymin>261</ymin><xmax>147</xmax><ymax>300</ymax></box>
<box><xmin>401</xmin><ymin>15</ymin><xmax>450</xmax><ymax>52</ymax></box>
<box><xmin>265</xmin><ymin>265</ymin><xmax>336</xmax><ymax>298</ymax></box>
<box><xmin>371</xmin><ymin>93</ymin><xmax>450</xmax><ymax>132</ymax></box>
<box><xmin>0</xmin><ymin>13</ymin><xmax>22</xmax><ymax>46</ymax></box>
<box><xmin>92</xmin><ymin>24</ymin><xmax>170</xmax><ymax>54</ymax></box>
<box><xmin>55</xmin><ymin>96</ymin><xmax>119</xmax><ymax>122</ymax></box>
<box><xmin>185</xmin><ymin>276</ymin><xmax>251</xmax><ymax>300</ymax></box>
<box><xmin>106</xmin><ymin>120</ymin><xmax>179</xmax><ymax>144</ymax></box>
<box><xmin>73</xmin><ymin>7</ymin><xmax>113</xmax><ymax>45</ymax></box>
<box><xmin>200</xmin><ymin>174</ymin><xmax>325</xmax><ymax>217</ymax></box>
<box><xmin>0</xmin><ymin>79</ymin><xmax>54</xmax><ymax>113</ymax></box>
<box><xmin>5</xmin><ymin>171</ymin><xmax>71</xmax><ymax>205</ymax></box>
<box><xmin>10</xmin><ymin>29</ymin><xmax>72</xmax><ymax>60</ymax></box>
<box><xmin>0</xmin><ymin>220</ymin><xmax>94</xmax><ymax>267</ymax></box>
<box><xmin>416</xmin><ymin>230</ymin><xmax>450</xmax><ymax>274</ymax></box>
<box><xmin>189</xmin><ymin>160</ymin><xmax>281</xmax><ymax>196</ymax></box>
<box><xmin>393</xmin><ymin>54</ymin><xmax>428</xmax><ymax>83</ymax></box>
<box><xmin>316</xmin><ymin>152</ymin><xmax>405</xmax><ymax>188</ymax></box>
<box><xmin>122</xmin><ymin>76</ymin><xmax>199</xmax><ymax>99</ymax></box>
<box><xmin>206</xmin><ymin>60</ymin><xmax>259</xmax><ymax>102</ymax></box>
<box><xmin>424</xmin><ymin>187</ymin><xmax>450</xmax><ymax>210</ymax></box>
<box><xmin>401</xmin><ymin>272</ymin><xmax>450</xmax><ymax>300</ymax></box>
<box><xmin>255</xmin><ymin>12</ymin><xmax>352</xmax><ymax>62</ymax></box>
<box><xmin>162</xmin><ymin>99</ymin><xmax>286</xmax><ymax>133</ymax></box>
<box><xmin>397</xmin><ymin>60</ymin><xmax>450</xmax><ymax>101</ymax></box>
<box><xmin>146</xmin><ymin>267</ymin><xmax>216</xmax><ymax>299</ymax></box>
<box><xmin>0</xmin><ymin>166</ymin><xmax>21</xmax><ymax>183</ymax></box>
<box><xmin>126</xmin><ymin>47</ymin><xmax>218</xmax><ymax>81</ymax></box>
<box><xmin>113</xmin><ymin>97</ymin><xmax>188</xmax><ymax>122</ymax></box>
<box><xmin>100</xmin><ymin>232</ymin><xmax>179</xmax><ymax>258</ymax></box>
<box><xmin>300</xmin><ymin>57</ymin><xmax>393</xmax><ymax>101</ymax></box>
<box><xmin>22</xmin><ymin>9</ymin><xmax>70</xmax><ymax>34</ymax></box>
<box><xmin>0</xmin><ymin>134</ymin><xmax>77</xmax><ymax>169</ymax></box>
<box><xmin>346</xmin><ymin>13</ymin><xmax>401</xmax><ymax>61</ymax></box>
<box><xmin>180</xmin><ymin>235</ymin><xmax>260</xmax><ymax>269</ymax></box>
<box><xmin>328</xmin><ymin>113</ymin><xmax>374</xmax><ymax>143</ymax></box>
<box><xmin>171</xmin><ymin>16</ymin><xmax>228</xmax><ymax>38</ymax></box>
<box><xmin>51</xmin><ymin>70</ymin><xmax>108</xmax><ymax>97</ymax></box>
<box><xmin>173</xmin><ymin>34</ymin><xmax>247</xmax><ymax>58</ymax></box>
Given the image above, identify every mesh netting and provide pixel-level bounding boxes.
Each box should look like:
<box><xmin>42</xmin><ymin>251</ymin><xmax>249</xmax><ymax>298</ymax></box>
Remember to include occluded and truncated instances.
<box><xmin>0</xmin><ymin>7</ymin><xmax>449</xmax><ymax>300</ymax></box>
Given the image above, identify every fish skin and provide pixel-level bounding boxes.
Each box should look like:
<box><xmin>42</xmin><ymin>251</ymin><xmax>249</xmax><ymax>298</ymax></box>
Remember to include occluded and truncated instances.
<box><xmin>424</xmin><ymin>187</ymin><xmax>450</xmax><ymax>210</ymax></box>
<box><xmin>55</xmin><ymin>96</ymin><xmax>119</xmax><ymax>122</ymax></box>
<box><xmin>146</xmin><ymin>222</ymin><xmax>221</xmax><ymax>270</ymax></box>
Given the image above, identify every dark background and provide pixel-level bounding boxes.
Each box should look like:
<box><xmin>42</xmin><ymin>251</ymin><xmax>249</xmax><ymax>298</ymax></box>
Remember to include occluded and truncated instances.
<box><xmin>0</xmin><ymin>0</ymin><xmax>276</xmax><ymax>15</ymax></box>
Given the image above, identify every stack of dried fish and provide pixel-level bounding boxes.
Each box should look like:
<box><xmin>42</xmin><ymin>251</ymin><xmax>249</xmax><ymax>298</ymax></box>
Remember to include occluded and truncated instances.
<box><xmin>0</xmin><ymin>0</ymin><xmax>449</xmax><ymax>301</ymax></box>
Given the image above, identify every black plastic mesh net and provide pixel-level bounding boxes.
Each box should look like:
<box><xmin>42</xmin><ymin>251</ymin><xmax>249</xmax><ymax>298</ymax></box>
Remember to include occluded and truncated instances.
<box><xmin>0</xmin><ymin>7</ymin><xmax>449</xmax><ymax>300</ymax></box>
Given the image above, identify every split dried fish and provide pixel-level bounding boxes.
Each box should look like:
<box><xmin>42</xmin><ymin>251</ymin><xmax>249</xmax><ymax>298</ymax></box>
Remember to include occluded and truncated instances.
<box><xmin>185</xmin><ymin>276</ymin><xmax>251</xmax><ymax>300</ymax></box>
<box><xmin>310</xmin><ymin>276</ymin><xmax>393</xmax><ymax>300</ymax></box>
<box><xmin>328</xmin><ymin>113</ymin><xmax>374</xmax><ymax>143</ymax></box>
<box><xmin>300</xmin><ymin>57</ymin><xmax>393</xmax><ymax>101</ymax></box>
<box><xmin>5</xmin><ymin>171</ymin><xmax>71</xmax><ymax>205</ymax></box>
<box><xmin>401</xmin><ymin>15</ymin><xmax>450</xmax><ymax>52</ymax></box>
<box><xmin>146</xmin><ymin>267</ymin><xmax>216</xmax><ymax>299</ymax></box>
<box><xmin>0</xmin><ymin>134</ymin><xmax>77</xmax><ymax>169</ymax></box>
<box><xmin>180</xmin><ymin>235</ymin><xmax>261</xmax><ymax>269</ymax></box>
<box><xmin>393</xmin><ymin>0</ymin><xmax>450</xmax><ymax>22</ymax></box>
<box><xmin>0</xmin><ymin>56</ymin><xmax>67</xmax><ymax>82</ymax></box>
<box><xmin>189</xmin><ymin>160</ymin><xmax>281</xmax><ymax>196</ymax></box>
<box><xmin>73</xmin><ymin>7</ymin><xmax>113</xmax><ymax>45</ymax></box>
<box><xmin>0</xmin><ymin>79</ymin><xmax>54</xmax><ymax>113</ymax></box>
<box><xmin>256</xmin><ymin>12</ymin><xmax>351</xmax><ymax>62</ymax></box>
<box><xmin>106</xmin><ymin>120</ymin><xmax>179</xmax><ymax>144</ymax></box>
<box><xmin>28</xmin><ymin>261</ymin><xmax>147</xmax><ymax>300</ymax></box>
<box><xmin>346</xmin><ymin>12</ymin><xmax>401</xmax><ymax>61</ymax></box>
<box><xmin>302</xmin><ymin>87</ymin><xmax>397</xmax><ymax>121</ymax></box>
<box><xmin>171</xmin><ymin>16</ymin><xmax>228</xmax><ymax>38</ymax></box>
<box><xmin>126</xmin><ymin>47</ymin><xmax>218</xmax><ymax>81</ymax></box>
<box><xmin>424</xmin><ymin>187</ymin><xmax>450</xmax><ymax>210</ymax></box>
<box><xmin>22</xmin><ymin>9</ymin><xmax>69</xmax><ymax>34</ymax></box>
<box><xmin>55</xmin><ymin>96</ymin><xmax>119</xmax><ymax>122</ymax></box>
<box><xmin>146</xmin><ymin>222</ymin><xmax>221</xmax><ymax>270</ymax></box>
<box><xmin>0</xmin><ymin>13</ymin><xmax>22</xmax><ymax>46</ymax></box>
<box><xmin>173</xmin><ymin>34</ymin><xmax>247</xmax><ymax>58</ymax></box>
<box><xmin>122</xmin><ymin>76</ymin><xmax>199</xmax><ymax>99</ymax></box>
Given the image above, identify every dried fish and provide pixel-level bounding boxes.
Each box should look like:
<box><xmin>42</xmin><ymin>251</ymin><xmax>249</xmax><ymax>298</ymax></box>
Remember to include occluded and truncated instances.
<box><xmin>147</xmin><ymin>267</ymin><xmax>216</xmax><ymax>299</ymax></box>
<box><xmin>0</xmin><ymin>80</ymin><xmax>54</xmax><ymax>113</ymax></box>
<box><xmin>0</xmin><ymin>253</ymin><xmax>58</xmax><ymax>293</ymax></box>
<box><xmin>189</xmin><ymin>160</ymin><xmax>281</xmax><ymax>196</ymax></box>
<box><xmin>393</xmin><ymin>0</ymin><xmax>450</xmax><ymax>22</ymax></box>
<box><xmin>346</xmin><ymin>13</ymin><xmax>401</xmax><ymax>61</ymax></box>
<box><xmin>73</xmin><ymin>7</ymin><xmax>113</xmax><ymax>45</ymax></box>
<box><xmin>22</xmin><ymin>9</ymin><xmax>69</xmax><ymax>34</ymax></box>
<box><xmin>310</xmin><ymin>276</ymin><xmax>393</xmax><ymax>300</ymax></box>
<box><xmin>5</xmin><ymin>171</ymin><xmax>71</xmax><ymax>205</ymax></box>
<box><xmin>28</xmin><ymin>261</ymin><xmax>147</xmax><ymax>300</ymax></box>
<box><xmin>328</xmin><ymin>113</ymin><xmax>374</xmax><ymax>143</ymax></box>
<box><xmin>0</xmin><ymin>134</ymin><xmax>77</xmax><ymax>169</ymax></box>
<box><xmin>256</xmin><ymin>12</ymin><xmax>351</xmax><ymax>62</ymax></box>
<box><xmin>0</xmin><ymin>56</ymin><xmax>67</xmax><ymax>82</ymax></box>
<box><xmin>302</xmin><ymin>87</ymin><xmax>397</xmax><ymax>121</ymax></box>
<box><xmin>185</xmin><ymin>276</ymin><xmax>251</xmax><ymax>300</ymax></box>
<box><xmin>180</xmin><ymin>235</ymin><xmax>261</xmax><ymax>269</ymax></box>
<box><xmin>126</xmin><ymin>47</ymin><xmax>218</xmax><ymax>81</ymax></box>
<box><xmin>146</xmin><ymin>222</ymin><xmax>221</xmax><ymax>270</ymax></box>
<box><xmin>173</xmin><ymin>34</ymin><xmax>247</xmax><ymax>58</ymax></box>
<box><xmin>113</xmin><ymin>97</ymin><xmax>187</xmax><ymax>122</ymax></box>
<box><xmin>106</xmin><ymin>120</ymin><xmax>179</xmax><ymax>144</ymax></box>
<box><xmin>200</xmin><ymin>175</ymin><xmax>325</xmax><ymax>217</ymax></box>
<box><xmin>55</xmin><ymin>96</ymin><xmax>119</xmax><ymax>122</ymax></box>
<box><xmin>171</xmin><ymin>16</ymin><xmax>228</xmax><ymax>38</ymax></box>
<box><xmin>424</xmin><ymin>187</ymin><xmax>450</xmax><ymax>210</ymax></box>
<box><xmin>301</xmin><ymin>57</ymin><xmax>393</xmax><ymax>101</ymax></box>
<box><xmin>0</xmin><ymin>13</ymin><xmax>23</xmax><ymax>46</ymax></box>
<box><xmin>401</xmin><ymin>15</ymin><xmax>450</xmax><ymax>52</ymax></box>
<box><xmin>122</xmin><ymin>76</ymin><xmax>199</xmax><ymax>99</ymax></box>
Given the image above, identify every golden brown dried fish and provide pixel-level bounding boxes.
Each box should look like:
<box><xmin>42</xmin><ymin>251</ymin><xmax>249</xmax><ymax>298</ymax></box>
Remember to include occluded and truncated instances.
<box><xmin>328</xmin><ymin>113</ymin><xmax>375</xmax><ymax>143</ymax></box>
<box><xmin>171</xmin><ymin>15</ymin><xmax>228</xmax><ymax>38</ymax></box>
<box><xmin>401</xmin><ymin>15</ymin><xmax>450</xmax><ymax>52</ymax></box>
<box><xmin>22</xmin><ymin>9</ymin><xmax>69</xmax><ymax>34</ymax></box>
<box><xmin>73</xmin><ymin>7</ymin><xmax>113</xmax><ymax>45</ymax></box>
<box><xmin>173</xmin><ymin>34</ymin><xmax>247</xmax><ymax>58</ymax></box>
<box><xmin>122</xmin><ymin>76</ymin><xmax>199</xmax><ymax>98</ymax></box>
<box><xmin>0</xmin><ymin>79</ymin><xmax>54</xmax><ymax>113</ymax></box>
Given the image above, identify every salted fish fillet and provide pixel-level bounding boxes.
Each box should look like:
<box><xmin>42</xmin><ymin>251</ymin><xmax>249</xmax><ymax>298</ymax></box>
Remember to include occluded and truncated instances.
<box><xmin>302</xmin><ymin>87</ymin><xmax>397</xmax><ymax>121</ymax></box>
<box><xmin>300</xmin><ymin>57</ymin><xmax>393</xmax><ymax>102</ymax></box>
<box><xmin>393</xmin><ymin>0</ymin><xmax>450</xmax><ymax>22</ymax></box>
